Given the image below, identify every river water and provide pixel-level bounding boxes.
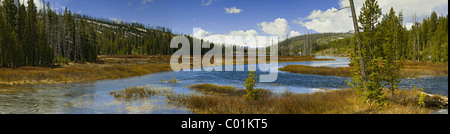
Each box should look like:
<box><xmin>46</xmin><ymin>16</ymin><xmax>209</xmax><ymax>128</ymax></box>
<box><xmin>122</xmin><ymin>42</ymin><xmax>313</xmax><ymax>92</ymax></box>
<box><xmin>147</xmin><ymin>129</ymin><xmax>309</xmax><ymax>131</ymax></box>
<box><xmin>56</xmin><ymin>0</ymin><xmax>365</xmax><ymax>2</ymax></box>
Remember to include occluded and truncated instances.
<box><xmin>0</xmin><ymin>56</ymin><xmax>447</xmax><ymax>114</ymax></box>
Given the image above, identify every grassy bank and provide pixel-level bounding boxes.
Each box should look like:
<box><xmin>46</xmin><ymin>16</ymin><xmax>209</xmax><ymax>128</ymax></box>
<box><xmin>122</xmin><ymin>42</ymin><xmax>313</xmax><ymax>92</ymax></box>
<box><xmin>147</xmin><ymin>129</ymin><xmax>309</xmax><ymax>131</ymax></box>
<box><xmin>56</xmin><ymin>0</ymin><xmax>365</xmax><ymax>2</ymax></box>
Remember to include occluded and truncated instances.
<box><xmin>0</xmin><ymin>55</ymin><xmax>172</xmax><ymax>86</ymax></box>
<box><xmin>280</xmin><ymin>65</ymin><xmax>351</xmax><ymax>77</ymax></box>
<box><xmin>280</xmin><ymin>61</ymin><xmax>448</xmax><ymax>78</ymax></box>
<box><xmin>0</xmin><ymin>55</ymin><xmax>332</xmax><ymax>87</ymax></box>
<box><xmin>111</xmin><ymin>84</ymin><xmax>445</xmax><ymax>114</ymax></box>
<box><xmin>277</xmin><ymin>56</ymin><xmax>334</xmax><ymax>63</ymax></box>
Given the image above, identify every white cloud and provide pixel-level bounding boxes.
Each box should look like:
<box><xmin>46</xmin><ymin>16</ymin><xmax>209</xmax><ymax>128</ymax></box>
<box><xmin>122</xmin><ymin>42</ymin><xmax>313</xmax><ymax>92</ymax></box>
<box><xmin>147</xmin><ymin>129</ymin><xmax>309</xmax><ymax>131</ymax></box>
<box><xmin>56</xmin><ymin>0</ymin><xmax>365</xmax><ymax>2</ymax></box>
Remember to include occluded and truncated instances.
<box><xmin>229</xmin><ymin>30</ymin><xmax>258</xmax><ymax>37</ymax></box>
<box><xmin>202</xmin><ymin>0</ymin><xmax>219</xmax><ymax>6</ymax></box>
<box><xmin>258</xmin><ymin>18</ymin><xmax>290</xmax><ymax>39</ymax></box>
<box><xmin>298</xmin><ymin>0</ymin><xmax>448</xmax><ymax>33</ymax></box>
<box><xmin>290</xmin><ymin>31</ymin><xmax>301</xmax><ymax>37</ymax></box>
<box><xmin>339</xmin><ymin>0</ymin><xmax>448</xmax><ymax>19</ymax></box>
<box><xmin>225</xmin><ymin>7</ymin><xmax>242</xmax><ymax>14</ymax></box>
<box><xmin>193</xmin><ymin>28</ymin><xmax>262</xmax><ymax>46</ymax></box>
<box><xmin>193</xmin><ymin>28</ymin><xmax>212</xmax><ymax>37</ymax></box>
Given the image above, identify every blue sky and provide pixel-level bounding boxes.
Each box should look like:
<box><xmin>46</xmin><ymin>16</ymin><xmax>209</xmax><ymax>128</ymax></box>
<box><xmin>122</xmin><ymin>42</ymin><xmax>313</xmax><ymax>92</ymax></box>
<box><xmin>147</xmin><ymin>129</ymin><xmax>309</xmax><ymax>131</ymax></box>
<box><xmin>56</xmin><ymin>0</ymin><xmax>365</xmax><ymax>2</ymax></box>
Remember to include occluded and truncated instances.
<box><xmin>48</xmin><ymin>0</ymin><xmax>340</xmax><ymax>35</ymax></box>
<box><xmin>38</xmin><ymin>0</ymin><xmax>448</xmax><ymax>40</ymax></box>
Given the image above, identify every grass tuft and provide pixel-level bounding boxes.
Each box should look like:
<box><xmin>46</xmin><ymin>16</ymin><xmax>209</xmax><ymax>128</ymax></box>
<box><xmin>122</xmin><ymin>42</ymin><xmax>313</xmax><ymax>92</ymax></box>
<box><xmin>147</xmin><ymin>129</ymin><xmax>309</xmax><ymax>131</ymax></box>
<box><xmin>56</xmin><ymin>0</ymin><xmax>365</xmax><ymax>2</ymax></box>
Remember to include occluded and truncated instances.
<box><xmin>109</xmin><ymin>86</ymin><xmax>173</xmax><ymax>101</ymax></box>
<box><xmin>188</xmin><ymin>83</ymin><xmax>272</xmax><ymax>97</ymax></box>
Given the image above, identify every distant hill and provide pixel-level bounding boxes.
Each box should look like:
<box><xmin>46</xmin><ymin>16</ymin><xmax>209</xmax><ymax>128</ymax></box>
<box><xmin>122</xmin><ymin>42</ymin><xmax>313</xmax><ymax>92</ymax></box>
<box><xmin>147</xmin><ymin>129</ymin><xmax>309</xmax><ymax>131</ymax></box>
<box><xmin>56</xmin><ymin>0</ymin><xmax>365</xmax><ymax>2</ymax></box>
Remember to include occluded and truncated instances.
<box><xmin>278</xmin><ymin>32</ymin><xmax>353</xmax><ymax>56</ymax></box>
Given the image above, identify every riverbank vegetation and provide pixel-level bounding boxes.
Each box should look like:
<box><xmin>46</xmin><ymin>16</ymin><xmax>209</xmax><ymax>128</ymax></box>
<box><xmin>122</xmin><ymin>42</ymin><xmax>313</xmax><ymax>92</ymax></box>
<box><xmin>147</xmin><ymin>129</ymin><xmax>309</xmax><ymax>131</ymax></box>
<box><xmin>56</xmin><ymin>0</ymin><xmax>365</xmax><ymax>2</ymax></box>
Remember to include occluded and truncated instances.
<box><xmin>168</xmin><ymin>88</ymin><xmax>437</xmax><ymax>114</ymax></box>
<box><xmin>280</xmin><ymin>61</ymin><xmax>448</xmax><ymax>78</ymax></box>
<box><xmin>0</xmin><ymin>55</ymin><xmax>172</xmax><ymax>86</ymax></box>
<box><xmin>111</xmin><ymin>84</ymin><xmax>446</xmax><ymax>114</ymax></box>
<box><xmin>109</xmin><ymin>86</ymin><xmax>174</xmax><ymax>101</ymax></box>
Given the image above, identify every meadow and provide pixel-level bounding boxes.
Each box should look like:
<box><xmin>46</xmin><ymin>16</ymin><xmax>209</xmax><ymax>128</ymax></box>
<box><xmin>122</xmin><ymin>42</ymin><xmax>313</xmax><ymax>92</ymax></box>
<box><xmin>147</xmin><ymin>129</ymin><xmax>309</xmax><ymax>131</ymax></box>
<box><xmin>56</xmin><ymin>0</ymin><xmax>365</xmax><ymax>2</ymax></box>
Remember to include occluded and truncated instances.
<box><xmin>112</xmin><ymin>84</ymin><xmax>448</xmax><ymax>114</ymax></box>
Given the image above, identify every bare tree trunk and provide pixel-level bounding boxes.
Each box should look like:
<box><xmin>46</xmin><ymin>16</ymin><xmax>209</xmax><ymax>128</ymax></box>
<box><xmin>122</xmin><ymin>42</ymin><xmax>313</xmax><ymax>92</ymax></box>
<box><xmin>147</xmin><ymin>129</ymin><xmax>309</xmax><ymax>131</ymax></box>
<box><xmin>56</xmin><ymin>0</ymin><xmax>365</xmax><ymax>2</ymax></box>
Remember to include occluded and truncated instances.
<box><xmin>349</xmin><ymin>0</ymin><xmax>368</xmax><ymax>88</ymax></box>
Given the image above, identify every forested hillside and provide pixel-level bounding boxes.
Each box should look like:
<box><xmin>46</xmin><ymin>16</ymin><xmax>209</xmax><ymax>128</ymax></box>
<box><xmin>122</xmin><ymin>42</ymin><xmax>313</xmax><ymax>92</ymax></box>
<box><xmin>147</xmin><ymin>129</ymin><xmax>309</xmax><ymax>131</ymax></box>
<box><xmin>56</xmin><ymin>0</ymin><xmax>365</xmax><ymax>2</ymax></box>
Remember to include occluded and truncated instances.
<box><xmin>0</xmin><ymin>0</ymin><xmax>178</xmax><ymax>68</ymax></box>
<box><xmin>278</xmin><ymin>32</ymin><xmax>352</xmax><ymax>56</ymax></box>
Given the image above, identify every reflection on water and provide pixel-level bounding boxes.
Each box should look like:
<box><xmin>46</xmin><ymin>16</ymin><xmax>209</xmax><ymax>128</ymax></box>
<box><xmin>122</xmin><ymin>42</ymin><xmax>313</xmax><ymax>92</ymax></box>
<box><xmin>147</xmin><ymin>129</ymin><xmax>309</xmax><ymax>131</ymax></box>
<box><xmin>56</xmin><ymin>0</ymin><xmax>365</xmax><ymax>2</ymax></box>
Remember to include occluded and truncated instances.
<box><xmin>0</xmin><ymin>56</ymin><xmax>447</xmax><ymax>114</ymax></box>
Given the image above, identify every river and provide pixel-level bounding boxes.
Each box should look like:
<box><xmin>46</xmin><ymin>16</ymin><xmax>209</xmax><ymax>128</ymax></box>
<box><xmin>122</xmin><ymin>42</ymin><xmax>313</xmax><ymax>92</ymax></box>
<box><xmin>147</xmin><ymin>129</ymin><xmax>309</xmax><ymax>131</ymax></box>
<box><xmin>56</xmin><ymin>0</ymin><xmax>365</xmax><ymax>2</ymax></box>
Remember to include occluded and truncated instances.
<box><xmin>0</xmin><ymin>56</ymin><xmax>447</xmax><ymax>114</ymax></box>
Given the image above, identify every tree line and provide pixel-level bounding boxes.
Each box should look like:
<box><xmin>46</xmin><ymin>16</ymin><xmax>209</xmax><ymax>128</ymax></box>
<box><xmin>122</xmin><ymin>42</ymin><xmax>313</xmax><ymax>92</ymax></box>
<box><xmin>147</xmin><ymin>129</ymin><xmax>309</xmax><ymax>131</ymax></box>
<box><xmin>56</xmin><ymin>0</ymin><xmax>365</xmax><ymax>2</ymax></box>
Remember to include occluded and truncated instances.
<box><xmin>0</xmin><ymin>0</ymin><xmax>239</xmax><ymax>68</ymax></box>
<box><xmin>318</xmin><ymin>9</ymin><xmax>448</xmax><ymax>63</ymax></box>
<box><xmin>0</xmin><ymin>0</ymin><xmax>54</xmax><ymax>67</ymax></box>
<box><xmin>0</xmin><ymin>0</ymin><xmax>186</xmax><ymax>68</ymax></box>
<box><xmin>0</xmin><ymin>0</ymin><xmax>102</xmax><ymax>67</ymax></box>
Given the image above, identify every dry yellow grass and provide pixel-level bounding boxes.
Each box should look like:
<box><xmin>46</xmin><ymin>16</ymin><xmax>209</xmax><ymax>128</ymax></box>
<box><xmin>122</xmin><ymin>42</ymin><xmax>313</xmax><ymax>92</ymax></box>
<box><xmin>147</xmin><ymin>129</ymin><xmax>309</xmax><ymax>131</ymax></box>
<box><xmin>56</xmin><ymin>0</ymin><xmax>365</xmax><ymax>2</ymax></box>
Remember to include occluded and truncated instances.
<box><xmin>106</xmin><ymin>84</ymin><xmax>446</xmax><ymax>114</ymax></box>
<box><xmin>277</xmin><ymin>56</ymin><xmax>334</xmax><ymax>63</ymax></box>
<box><xmin>166</xmin><ymin>84</ymin><xmax>443</xmax><ymax>114</ymax></box>
<box><xmin>0</xmin><ymin>55</ymin><xmax>173</xmax><ymax>86</ymax></box>
<box><xmin>188</xmin><ymin>83</ymin><xmax>272</xmax><ymax>97</ymax></box>
<box><xmin>109</xmin><ymin>86</ymin><xmax>173</xmax><ymax>101</ymax></box>
<box><xmin>0</xmin><ymin>64</ymin><xmax>172</xmax><ymax>86</ymax></box>
<box><xmin>280</xmin><ymin>65</ymin><xmax>351</xmax><ymax>77</ymax></box>
<box><xmin>400</xmin><ymin>61</ymin><xmax>448</xmax><ymax>78</ymax></box>
<box><xmin>280</xmin><ymin>61</ymin><xmax>448</xmax><ymax>78</ymax></box>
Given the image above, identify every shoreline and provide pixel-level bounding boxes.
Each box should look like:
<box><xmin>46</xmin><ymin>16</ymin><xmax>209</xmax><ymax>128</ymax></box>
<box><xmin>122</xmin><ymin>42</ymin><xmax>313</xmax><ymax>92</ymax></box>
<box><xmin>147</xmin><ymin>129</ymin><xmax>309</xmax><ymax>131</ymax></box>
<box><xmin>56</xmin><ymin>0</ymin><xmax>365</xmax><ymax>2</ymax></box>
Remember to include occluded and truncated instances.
<box><xmin>0</xmin><ymin>55</ymin><xmax>332</xmax><ymax>88</ymax></box>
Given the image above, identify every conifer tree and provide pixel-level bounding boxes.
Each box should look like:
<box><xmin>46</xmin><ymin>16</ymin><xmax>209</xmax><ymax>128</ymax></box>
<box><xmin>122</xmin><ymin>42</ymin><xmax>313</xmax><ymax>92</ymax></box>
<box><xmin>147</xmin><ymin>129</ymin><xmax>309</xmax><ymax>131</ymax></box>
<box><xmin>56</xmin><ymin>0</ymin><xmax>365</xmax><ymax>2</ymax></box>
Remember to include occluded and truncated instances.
<box><xmin>0</xmin><ymin>3</ymin><xmax>3</xmax><ymax>66</ymax></box>
<box><xmin>26</xmin><ymin>0</ymin><xmax>39</xmax><ymax>65</ymax></box>
<box><xmin>380</xmin><ymin>7</ymin><xmax>403</xmax><ymax>96</ymax></box>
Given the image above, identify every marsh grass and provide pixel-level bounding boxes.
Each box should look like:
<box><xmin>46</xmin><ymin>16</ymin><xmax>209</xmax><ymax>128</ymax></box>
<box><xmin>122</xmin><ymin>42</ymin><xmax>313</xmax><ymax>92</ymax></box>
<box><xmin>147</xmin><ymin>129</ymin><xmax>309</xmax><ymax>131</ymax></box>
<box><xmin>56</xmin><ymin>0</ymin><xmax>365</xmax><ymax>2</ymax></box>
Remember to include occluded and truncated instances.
<box><xmin>280</xmin><ymin>61</ymin><xmax>448</xmax><ymax>78</ymax></box>
<box><xmin>166</xmin><ymin>84</ymin><xmax>445</xmax><ymax>114</ymax></box>
<box><xmin>168</xmin><ymin>78</ymin><xmax>179</xmax><ymax>84</ymax></box>
<box><xmin>274</xmin><ymin>56</ymin><xmax>335</xmax><ymax>64</ymax></box>
<box><xmin>160</xmin><ymin>78</ymin><xmax>179</xmax><ymax>84</ymax></box>
<box><xmin>400</xmin><ymin>61</ymin><xmax>448</xmax><ymax>78</ymax></box>
<box><xmin>188</xmin><ymin>84</ymin><xmax>272</xmax><ymax>97</ymax></box>
<box><xmin>0</xmin><ymin>55</ymin><xmax>173</xmax><ymax>86</ymax></box>
<box><xmin>109</xmin><ymin>86</ymin><xmax>173</xmax><ymax>101</ymax></box>
<box><xmin>108</xmin><ymin>84</ymin><xmax>445</xmax><ymax>114</ymax></box>
<box><xmin>386</xmin><ymin>89</ymin><xmax>448</xmax><ymax>109</ymax></box>
<box><xmin>280</xmin><ymin>65</ymin><xmax>351</xmax><ymax>77</ymax></box>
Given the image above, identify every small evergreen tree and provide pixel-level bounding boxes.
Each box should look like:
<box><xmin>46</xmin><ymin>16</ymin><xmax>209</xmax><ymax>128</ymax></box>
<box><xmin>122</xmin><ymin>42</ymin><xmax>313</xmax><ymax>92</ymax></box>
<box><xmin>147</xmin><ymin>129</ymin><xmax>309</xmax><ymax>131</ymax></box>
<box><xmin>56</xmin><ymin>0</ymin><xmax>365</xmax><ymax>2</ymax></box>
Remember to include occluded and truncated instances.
<box><xmin>244</xmin><ymin>67</ymin><xmax>259</xmax><ymax>101</ymax></box>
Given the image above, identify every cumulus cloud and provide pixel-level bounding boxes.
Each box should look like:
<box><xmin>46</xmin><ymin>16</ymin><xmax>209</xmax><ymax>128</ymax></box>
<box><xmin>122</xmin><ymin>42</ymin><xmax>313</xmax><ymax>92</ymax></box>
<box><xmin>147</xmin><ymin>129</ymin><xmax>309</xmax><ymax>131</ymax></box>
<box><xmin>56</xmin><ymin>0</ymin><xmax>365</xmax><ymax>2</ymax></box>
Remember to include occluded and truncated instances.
<box><xmin>297</xmin><ymin>0</ymin><xmax>448</xmax><ymax>33</ymax></box>
<box><xmin>295</xmin><ymin>7</ymin><xmax>353</xmax><ymax>33</ymax></box>
<box><xmin>225</xmin><ymin>7</ymin><xmax>242</xmax><ymax>14</ymax></box>
<box><xmin>290</xmin><ymin>31</ymin><xmax>301</xmax><ymax>37</ymax></box>
<box><xmin>193</xmin><ymin>28</ymin><xmax>212</xmax><ymax>37</ymax></box>
<box><xmin>258</xmin><ymin>18</ymin><xmax>290</xmax><ymax>39</ymax></box>
<box><xmin>193</xmin><ymin>28</ymin><xmax>264</xmax><ymax>46</ymax></box>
